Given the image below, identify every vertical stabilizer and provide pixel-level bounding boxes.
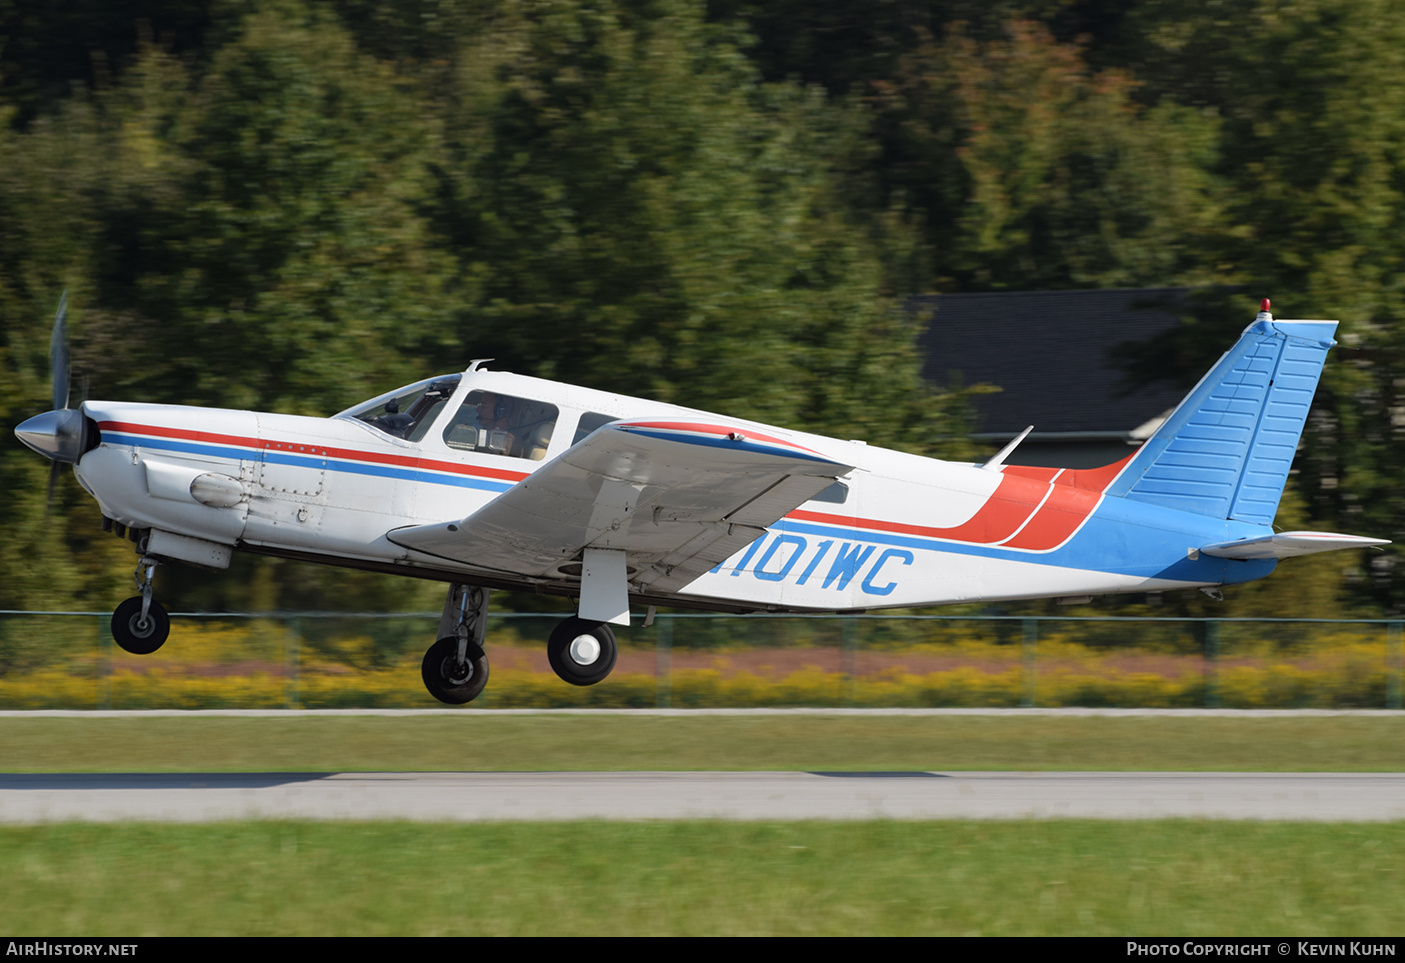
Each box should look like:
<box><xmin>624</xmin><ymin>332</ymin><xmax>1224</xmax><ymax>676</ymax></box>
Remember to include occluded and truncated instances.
<box><xmin>1108</xmin><ymin>305</ymin><xmax>1336</xmax><ymax>526</ymax></box>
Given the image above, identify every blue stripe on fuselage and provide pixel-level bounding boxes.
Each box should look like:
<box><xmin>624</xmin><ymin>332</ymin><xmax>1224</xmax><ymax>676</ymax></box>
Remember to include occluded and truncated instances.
<box><xmin>771</xmin><ymin>497</ymin><xmax>1274</xmax><ymax>584</ymax></box>
<box><xmin>107</xmin><ymin>431</ymin><xmax>1273</xmax><ymax>584</ymax></box>
<box><xmin>104</xmin><ymin>432</ymin><xmax>515</xmax><ymax>494</ymax></box>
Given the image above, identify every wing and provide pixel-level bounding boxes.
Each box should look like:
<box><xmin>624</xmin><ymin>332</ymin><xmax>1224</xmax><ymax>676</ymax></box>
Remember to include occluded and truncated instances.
<box><xmin>387</xmin><ymin>419</ymin><xmax>854</xmax><ymax>597</ymax></box>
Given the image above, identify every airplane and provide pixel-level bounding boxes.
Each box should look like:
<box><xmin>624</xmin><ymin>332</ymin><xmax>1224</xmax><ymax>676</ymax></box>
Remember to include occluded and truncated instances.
<box><xmin>14</xmin><ymin>297</ymin><xmax>1389</xmax><ymax>704</ymax></box>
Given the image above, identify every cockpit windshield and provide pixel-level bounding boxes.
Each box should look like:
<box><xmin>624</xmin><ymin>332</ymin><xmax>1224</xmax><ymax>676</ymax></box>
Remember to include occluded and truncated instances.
<box><xmin>341</xmin><ymin>374</ymin><xmax>462</xmax><ymax>441</ymax></box>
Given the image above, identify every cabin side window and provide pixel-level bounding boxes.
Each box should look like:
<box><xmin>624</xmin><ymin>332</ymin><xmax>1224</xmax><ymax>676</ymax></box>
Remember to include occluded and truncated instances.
<box><xmin>442</xmin><ymin>391</ymin><xmax>560</xmax><ymax>460</ymax></box>
<box><xmin>572</xmin><ymin>411</ymin><xmax>619</xmax><ymax>445</ymax></box>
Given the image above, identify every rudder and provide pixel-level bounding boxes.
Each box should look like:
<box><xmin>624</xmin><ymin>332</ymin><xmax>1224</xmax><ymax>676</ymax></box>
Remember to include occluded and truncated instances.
<box><xmin>1107</xmin><ymin>307</ymin><xmax>1336</xmax><ymax>526</ymax></box>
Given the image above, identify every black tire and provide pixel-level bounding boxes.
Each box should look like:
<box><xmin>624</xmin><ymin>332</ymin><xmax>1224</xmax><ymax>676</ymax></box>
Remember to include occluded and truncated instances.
<box><xmin>421</xmin><ymin>636</ymin><xmax>489</xmax><ymax>705</ymax></box>
<box><xmin>111</xmin><ymin>596</ymin><xmax>170</xmax><ymax>655</ymax></box>
<box><xmin>547</xmin><ymin>617</ymin><xmax>618</xmax><ymax>686</ymax></box>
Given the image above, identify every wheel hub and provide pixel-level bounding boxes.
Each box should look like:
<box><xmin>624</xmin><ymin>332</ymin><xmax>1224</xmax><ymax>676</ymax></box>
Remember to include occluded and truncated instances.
<box><xmin>568</xmin><ymin>634</ymin><xmax>601</xmax><ymax>666</ymax></box>
<box><xmin>443</xmin><ymin>658</ymin><xmax>474</xmax><ymax>686</ymax></box>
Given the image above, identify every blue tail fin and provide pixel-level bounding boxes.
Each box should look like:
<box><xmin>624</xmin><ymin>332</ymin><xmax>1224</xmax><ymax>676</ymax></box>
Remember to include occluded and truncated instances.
<box><xmin>1107</xmin><ymin>312</ymin><xmax>1336</xmax><ymax>526</ymax></box>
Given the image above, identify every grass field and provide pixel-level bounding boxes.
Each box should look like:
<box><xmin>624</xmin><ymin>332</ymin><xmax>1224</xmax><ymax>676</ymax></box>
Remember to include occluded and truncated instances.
<box><xmin>2</xmin><ymin>712</ymin><xmax>1401</xmax><ymax>935</ymax></box>
<box><xmin>1</xmin><ymin>819</ymin><xmax>1401</xmax><ymax>935</ymax></box>
<box><xmin>0</xmin><ymin>712</ymin><xmax>1401</xmax><ymax>772</ymax></box>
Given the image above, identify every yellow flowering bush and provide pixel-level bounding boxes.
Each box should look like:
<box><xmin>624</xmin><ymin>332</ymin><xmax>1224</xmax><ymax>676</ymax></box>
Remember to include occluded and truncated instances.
<box><xmin>0</xmin><ymin>618</ymin><xmax>1398</xmax><ymax>709</ymax></box>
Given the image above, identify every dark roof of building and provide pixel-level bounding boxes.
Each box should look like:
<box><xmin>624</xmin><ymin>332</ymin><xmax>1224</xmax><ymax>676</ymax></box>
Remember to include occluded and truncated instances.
<box><xmin>912</xmin><ymin>288</ymin><xmax>1193</xmax><ymax>437</ymax></box>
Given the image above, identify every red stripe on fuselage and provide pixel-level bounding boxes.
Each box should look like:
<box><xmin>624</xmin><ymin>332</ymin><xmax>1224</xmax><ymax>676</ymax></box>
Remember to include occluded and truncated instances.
<box><xmin>789</xmin><ymin>453</ymin><xmax>1135</xmax><ymax>552</ymax></box>
<box><xmin>98</xmin><ymin>421</ymin><xmax>529</xmax><ymax>483</ymax></box>
<box><xmin>790</xmin><ymin>470</ymin><xmax>1044</xmax><ymax>545</ymax></box>
<box><xmin>996</xmin><ymin>456</ymin><xmax>1132</xmax><ymax>550</ymax></box>
<box><xmin>998</xmin><ymin>479</ymin><xmax>1102</xmax><ymax>549</ymax></box>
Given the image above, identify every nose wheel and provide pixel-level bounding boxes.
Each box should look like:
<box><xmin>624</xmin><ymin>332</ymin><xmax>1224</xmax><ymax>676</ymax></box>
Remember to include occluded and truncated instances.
<box><xmin>112</xmin><ymin>596</ymin><xmax>170</xmax><ymax>654</ymax></box>
<box><xmin>111</xmin><ymin>556</ymin><xmax>169</xmax><ymax>654</ymax></box>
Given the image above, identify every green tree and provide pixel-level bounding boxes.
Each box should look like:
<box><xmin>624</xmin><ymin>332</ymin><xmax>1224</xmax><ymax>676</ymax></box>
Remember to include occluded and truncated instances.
<box><xmin>1</xmin><ymin>2</ymin><xmax>462</xmax><ymax>612</ymax></box>
<box><xmin>434</xmin><ymin>0</ymin><xmax>954</xmax><ymax>450</ymax></box>
<box><xmin>875</xmin><ymin>20</ymin><xmax>1223</xmax><ymax>293</ymax></box>
<box><xmin>93</xmin><ymin>1</ymin><xmax>458</xmax><ymax>416</ymax></box>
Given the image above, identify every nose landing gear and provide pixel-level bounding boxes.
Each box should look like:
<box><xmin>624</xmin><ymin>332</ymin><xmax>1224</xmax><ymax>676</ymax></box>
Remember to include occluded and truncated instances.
<box><xmin>111</xmin><ymin>556</ymin><xmax>169</xmax><ymax>655</ymax></box>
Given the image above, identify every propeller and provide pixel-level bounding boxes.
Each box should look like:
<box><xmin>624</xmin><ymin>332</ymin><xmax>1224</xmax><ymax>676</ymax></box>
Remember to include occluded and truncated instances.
<box><xmin>51</xmin><ymin>290</ymin><xmax>69</xmax><ymax>411</ymax></box>
<box><xmin>13</xmin><ymin>291</ymin><xmax>87</xmax><ymax>507</ymax></box>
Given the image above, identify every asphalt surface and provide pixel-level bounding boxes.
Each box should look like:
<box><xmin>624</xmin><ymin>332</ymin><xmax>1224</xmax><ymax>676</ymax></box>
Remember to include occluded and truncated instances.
<box><xmin>1</xmin><ymin>771</ymin><xmax>1403</xmax><ymax>822</ymax></box>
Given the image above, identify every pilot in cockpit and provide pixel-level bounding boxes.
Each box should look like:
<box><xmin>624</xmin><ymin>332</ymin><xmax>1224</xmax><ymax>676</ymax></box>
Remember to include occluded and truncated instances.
<box><xmin>441</xmin><ymin>390</ymin><xmax>554</xmax><ymax>458</ymax></box>
<box><xmin>474</xmin><ymin>391</ymin><xmax>509</xmax><ymax>432</ymax></box>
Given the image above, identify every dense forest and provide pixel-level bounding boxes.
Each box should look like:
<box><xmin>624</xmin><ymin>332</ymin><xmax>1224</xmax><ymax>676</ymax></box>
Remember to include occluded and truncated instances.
<box><xmin>3</xmin><ymin>0</ymin><xmax>1404</xmax><ymax>617</ymax></box>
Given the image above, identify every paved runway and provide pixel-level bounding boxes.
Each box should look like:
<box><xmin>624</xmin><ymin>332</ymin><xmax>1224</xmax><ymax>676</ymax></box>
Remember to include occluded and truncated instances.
<box><xmin>1</xmin><ymin>772</ymin><xmax>1403</xmax><ymax>822</ymax></box>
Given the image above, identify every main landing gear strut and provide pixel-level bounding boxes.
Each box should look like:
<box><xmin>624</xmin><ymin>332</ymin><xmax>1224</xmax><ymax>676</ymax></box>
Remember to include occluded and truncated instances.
<box><xmin>419</xmin><ymin>583</ymin><xmax>620</xmax><ymax>705</ymax></box>
<box><xmin>111</xmin><ymin>555</ymin><xmax>170</xmax><ymax>655</ymax></box>
<box><xmin>421</xmin><ymin>584</ymin><xmax>491</xmax><ymax>704</ymax></box>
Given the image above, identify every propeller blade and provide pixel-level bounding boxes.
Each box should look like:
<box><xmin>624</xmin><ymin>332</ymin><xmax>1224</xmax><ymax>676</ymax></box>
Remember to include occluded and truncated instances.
<box><xmin>46</xmin><ymin>460</ymin><xmax>62</xmax><ymax>510</ymax></box>
<box><xmin>50</xmin><ymin>289</ymin><xmax>70</xmax><ymax>412</ymax></box>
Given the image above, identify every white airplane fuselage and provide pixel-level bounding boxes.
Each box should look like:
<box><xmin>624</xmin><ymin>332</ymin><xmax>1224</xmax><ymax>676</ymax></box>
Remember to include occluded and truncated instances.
<box><xmin>72</xmin><ymin>366</ymin><xmax>1275</xmax><ymax>615</ymax></box>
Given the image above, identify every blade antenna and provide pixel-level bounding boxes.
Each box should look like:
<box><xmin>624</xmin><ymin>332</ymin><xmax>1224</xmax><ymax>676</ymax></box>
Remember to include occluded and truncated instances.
<box><xmin>982</xmin><ymin>425</ymin><xmax>1034</xmax><ymax>472</ymax></box>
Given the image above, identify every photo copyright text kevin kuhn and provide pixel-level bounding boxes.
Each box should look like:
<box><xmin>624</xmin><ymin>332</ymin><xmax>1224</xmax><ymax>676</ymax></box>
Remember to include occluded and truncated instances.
<box><xmin>1129</xmin><ymin>944</ymin><xmax>1397</xmax><ymax>957</ymax></box>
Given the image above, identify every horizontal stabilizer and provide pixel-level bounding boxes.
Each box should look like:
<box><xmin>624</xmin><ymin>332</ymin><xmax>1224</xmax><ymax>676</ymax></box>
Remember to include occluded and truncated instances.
<box><xmin>1199</xmin><ymin>531</ymin><xmax>1390</xmax><ymax>560</ymax></box>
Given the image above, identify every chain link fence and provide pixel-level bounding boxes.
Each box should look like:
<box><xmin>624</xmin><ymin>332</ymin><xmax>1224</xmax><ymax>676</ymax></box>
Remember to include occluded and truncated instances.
<box><xmin>1</xmin><ymin>610</ymin><xmax>1401</xmax><ymax>709</ymax></box>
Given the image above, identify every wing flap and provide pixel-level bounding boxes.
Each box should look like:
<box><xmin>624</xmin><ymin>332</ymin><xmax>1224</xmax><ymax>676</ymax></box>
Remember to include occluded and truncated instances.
<box><xmin>387</xmin><ymin>419</ymin><xmax>853</xmax><ymax>593</ymax></box>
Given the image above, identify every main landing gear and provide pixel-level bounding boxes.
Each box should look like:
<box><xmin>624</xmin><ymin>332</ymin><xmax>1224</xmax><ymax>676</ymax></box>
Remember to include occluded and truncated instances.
<box><xmin>419</xmin><ymin>583</ymin><xmax>620</xmax><ymax>704</ymax></box>
<box><xmin>547</xmin><ymin>617</ymin><xmax>618</xmax><ymax>686</ymax></box>
<box><xmin>111</xmin><ymin>555</ymin><xmax>170</xmax><ymax>655</ymax></box>
<box><xmin>422</xmin><ymin>584</ymin><xmax>490</xmax><ymax>704</ymax></box>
